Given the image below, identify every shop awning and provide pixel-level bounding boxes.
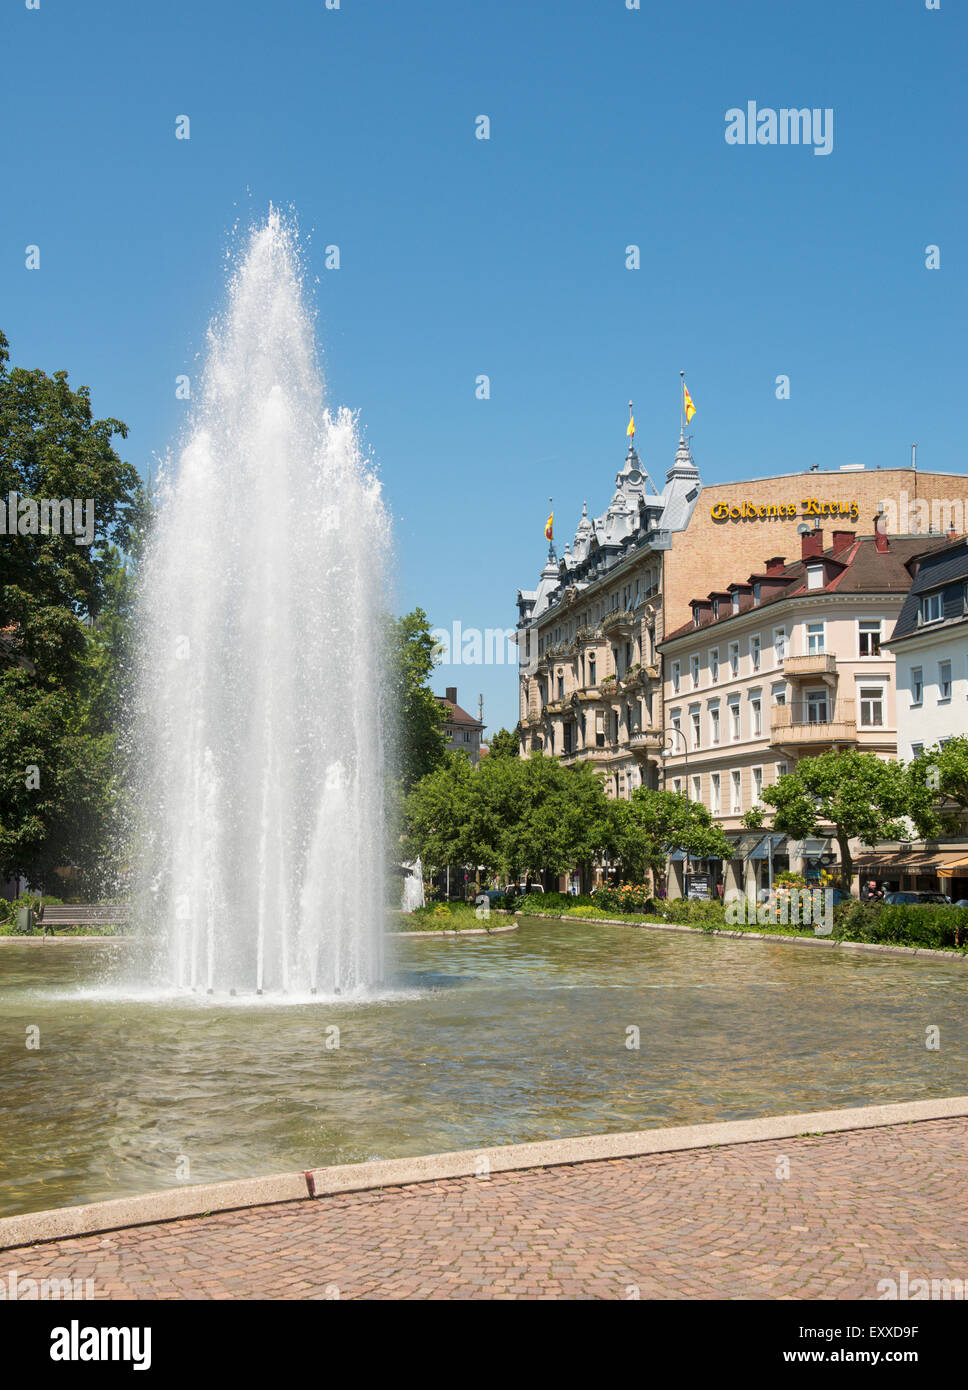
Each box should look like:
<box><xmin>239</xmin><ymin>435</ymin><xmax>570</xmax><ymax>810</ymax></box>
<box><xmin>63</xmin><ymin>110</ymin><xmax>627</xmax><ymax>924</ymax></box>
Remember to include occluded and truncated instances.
<box><xmin>935</xmin><ymin>854</ymin><xmax>968</xmax><ymax>877</ymax></box>
<box><xmin>747</xmin><ymin>834</ymin><xmax>786</xmax><ymax>861</ymax></box>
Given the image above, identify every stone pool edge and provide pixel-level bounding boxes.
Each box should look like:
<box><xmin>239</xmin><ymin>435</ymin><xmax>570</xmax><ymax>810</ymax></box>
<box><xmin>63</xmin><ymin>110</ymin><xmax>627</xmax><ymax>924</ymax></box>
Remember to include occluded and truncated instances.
<box><xmin>3</xmin><ymin>1095</ymin><xmax>967</xmax><ymax>1253</ymax></box>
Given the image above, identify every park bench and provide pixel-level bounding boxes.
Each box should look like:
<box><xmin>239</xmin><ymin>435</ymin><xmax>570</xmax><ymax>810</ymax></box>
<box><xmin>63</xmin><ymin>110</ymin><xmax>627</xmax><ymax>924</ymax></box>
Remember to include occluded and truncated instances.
<box><xmin>34</xmin><ymin>903</ymin><xmax>131</xmax><ymax>935</ymax></box>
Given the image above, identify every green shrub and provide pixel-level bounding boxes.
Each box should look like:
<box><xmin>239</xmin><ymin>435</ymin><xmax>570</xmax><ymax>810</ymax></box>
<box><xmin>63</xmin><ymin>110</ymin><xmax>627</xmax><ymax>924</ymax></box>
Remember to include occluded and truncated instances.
<box><xmin>835</xmin><ymin>902</ymin><xmax>967</xmax><ymax>951</ymax></box>
<box><xmin>521</xmin><ymin>891</ymin><xmax>595</xmax><ymax>911</ymax></box>
<box><xmin>0</xmin><ymin>893</ymin><xmax>64</xmax><ymax>928</ymax></box>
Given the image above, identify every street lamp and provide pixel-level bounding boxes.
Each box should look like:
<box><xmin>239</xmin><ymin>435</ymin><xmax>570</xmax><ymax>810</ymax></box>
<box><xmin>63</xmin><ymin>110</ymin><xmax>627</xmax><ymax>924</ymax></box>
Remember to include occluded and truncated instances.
<box><xmin>661</xmin><ymin>725</ymin><xmax>691</xmax><ymax>898</ymax></box>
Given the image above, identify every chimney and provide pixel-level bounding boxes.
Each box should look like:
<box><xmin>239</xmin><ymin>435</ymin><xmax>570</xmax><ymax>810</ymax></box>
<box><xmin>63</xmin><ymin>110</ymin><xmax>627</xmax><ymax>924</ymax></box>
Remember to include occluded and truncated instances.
<box><xmin>874</xmin><ymin>517</ymin><xmax>889</xmax><ymax>554</ymax></box>
<box><xmin>445</xmin><ymin>686</ymin><xmax>457</xmax><ymax>704</ymax></box>
<box><xmin>831</xmin><ymin>530</ymin><xmax>855</xmax><ymax>553</ymax></box>
<box><xmin>801</xmin><ymin>528</ymin><xmax>824</xmax><ymax>560</ymax></box>
<box><xmin>764</xmin><ymin>555</ymin><xmax>786</xmax><ymax>575</ymax></box>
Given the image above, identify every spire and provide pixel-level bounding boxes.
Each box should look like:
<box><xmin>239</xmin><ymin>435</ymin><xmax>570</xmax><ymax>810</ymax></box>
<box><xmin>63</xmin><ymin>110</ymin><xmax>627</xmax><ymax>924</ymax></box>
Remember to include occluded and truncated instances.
<box><xmin>669</xmin><ymin>427</ymin><xmax>697</xmax><ymax>478</ymax></box>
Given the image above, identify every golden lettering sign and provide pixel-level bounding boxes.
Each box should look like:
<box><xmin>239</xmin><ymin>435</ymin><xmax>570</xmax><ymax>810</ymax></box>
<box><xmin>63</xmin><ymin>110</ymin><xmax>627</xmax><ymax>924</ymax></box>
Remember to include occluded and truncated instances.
<box><xmin>711</xmin><ymin>498</ymin><xmax>859</xmax><ymax>522</ymax></box>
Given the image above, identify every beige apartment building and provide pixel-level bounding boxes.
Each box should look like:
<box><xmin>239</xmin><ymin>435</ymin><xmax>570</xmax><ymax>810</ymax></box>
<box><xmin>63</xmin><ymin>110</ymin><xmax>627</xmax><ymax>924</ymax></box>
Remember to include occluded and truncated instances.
<box><xmin>658</xmin><ymin>525</ymin><xmax>950</xmax><ymax>897</ymax></box>
<box><xmin>516</xmin><ymin>432</ymin><xmax>702</xmax><ymax>797</ymax></box>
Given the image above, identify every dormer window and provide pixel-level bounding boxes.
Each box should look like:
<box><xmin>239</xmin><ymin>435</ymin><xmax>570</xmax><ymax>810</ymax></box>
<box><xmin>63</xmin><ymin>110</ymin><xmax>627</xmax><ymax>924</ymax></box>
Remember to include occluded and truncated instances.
<box><xmin>731</xmin><ymin>592</ymin><xmax>740</xmax><ymax>614</ymax></box>
<box><xmin>807</xmin><ymin>564</ymin><xmax>824</xmax><ymax>591</ymax></box>
<box><xmin>920</xmin><ymin>592</ymin><xmax>943</xmax><ymax>625</ymax></box>
<box><xmin>752</xmin><ymin>582</ymin><xmax>761</xmax><ymax>605</ymax></box>
<box><xmin>712</xmin><ymin>599</ymin><xmax>720</xmax><ymax>619</ymax></box>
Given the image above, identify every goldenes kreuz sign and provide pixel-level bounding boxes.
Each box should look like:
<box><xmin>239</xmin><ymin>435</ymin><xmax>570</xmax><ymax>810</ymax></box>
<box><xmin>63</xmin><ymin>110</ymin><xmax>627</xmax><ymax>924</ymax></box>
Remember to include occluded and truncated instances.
<box><xmin>711</xmin><ymin>498</ymin><xmax>860</xmax><ymax>522</ymax></box>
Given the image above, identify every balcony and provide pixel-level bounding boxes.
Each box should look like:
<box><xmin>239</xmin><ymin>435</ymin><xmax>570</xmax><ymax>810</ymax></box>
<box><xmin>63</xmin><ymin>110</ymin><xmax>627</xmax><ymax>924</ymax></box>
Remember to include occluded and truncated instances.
<box><xmin>782</xmin><ymin>653</ymin><xmax>838</xmax><ymax>679</ymax></box>
<box><xmin>629</xmin><ymin>730</ymin><xmax>664</xmax><ymax>758</ymax></box>
<box><xmin>601</xmin><ymin>610</ymin><xmax>636</xmax><ymax>637</ymax></box>
<box><xmin>771</xmin><ymin>699</ymin><xmax>856</xmax><ymax>747</ymax></box>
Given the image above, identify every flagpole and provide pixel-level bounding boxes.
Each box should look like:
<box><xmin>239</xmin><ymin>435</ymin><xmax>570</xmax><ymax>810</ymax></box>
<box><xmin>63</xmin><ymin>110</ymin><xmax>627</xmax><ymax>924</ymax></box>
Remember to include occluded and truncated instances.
<box><xmin>680</xmin><ymin>370</ymin><xmax>685</xmax><ymax>435</ymax></box>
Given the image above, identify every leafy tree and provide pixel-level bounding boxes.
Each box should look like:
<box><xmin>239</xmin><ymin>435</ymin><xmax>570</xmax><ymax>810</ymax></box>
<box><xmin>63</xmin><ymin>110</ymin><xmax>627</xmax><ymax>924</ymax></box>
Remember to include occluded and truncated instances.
<box><xmin>403</xmin><ymin>750</ymin><xmax>613</xmax><ymax>889</ymax></box>
<box><xmin>760</xmin><ymin>750</ymin><xmax>910</xmax><ymax>891</ymax></box>
<box><xmin>0</xmin><ymin>332</ymin><xmax>147</xmax><ymax>888</ymax></box>
<box><xmin>609</xmin><ymin>788</ymin><xmax>733</xmax><ymax>887</ymax></box>
<box><xmin>907</xmin><ymin>737</ymin><xmax>968</xmax><ymax>838</ymax></box>
<box><xmin>401</xmin><ymin>752</ymin><xmax>477</xmax><ymax>873</ymax></box>
<box><xmin>486</xmin><ymin>726</ymin><xmax>520</xmax><ymax>759</ymax></box>
<box><xmin>386</xmin><ymin>607</ymin><xmax>446</xmax><ymax>794</ymax></box>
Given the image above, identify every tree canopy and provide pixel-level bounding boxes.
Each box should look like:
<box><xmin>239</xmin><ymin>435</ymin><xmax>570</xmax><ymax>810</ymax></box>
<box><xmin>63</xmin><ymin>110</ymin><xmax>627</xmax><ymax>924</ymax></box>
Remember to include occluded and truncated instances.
<box><xmin>907</xmin><ymin>737</ymin><xmax>968</xmax><ymax>839</ymax></box>
<box><xmin>608</xmin><ymin>787</ymin><xmax>733</xmax><ymax>885</ymax></box>
<box><xmin>386</xmin><ymin>607</ymin><xmax>447</xmax><ymax>795</ymax></box>
<box><xmin>0</xmin><ymin>332</ymin><xmax>147</xmax><ymax>888</ymax></box>
<box><xmin>760</xmin><ymin>749</ymin><xmax>911</xmax><ymax>888</ymax></box>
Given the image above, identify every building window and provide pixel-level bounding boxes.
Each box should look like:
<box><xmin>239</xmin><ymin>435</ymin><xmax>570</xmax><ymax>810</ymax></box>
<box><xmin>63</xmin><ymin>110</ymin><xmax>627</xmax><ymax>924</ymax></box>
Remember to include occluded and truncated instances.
<box><xmin>939</xmin><ymin>660</ymin><xmax>952</xmax><ymax>701</ymax></box>
<box><xmin>691</xmin><ymin>774</ymin><xmax>702</xmax><ymax>803</ymax></box>
<box><xmin>709</xmin><ymin>704</ymin><xmax>721</xmax><ymax>745</ymax></box>
<box><xmin>588</xmin><ymin>654</ymin><xmax>596</xmax><ymax>686</ymax></box>
<box><xmin>750</xmin><ymin>694</ymin><xmax>762</xmax><ymax>736</ymax></box>
<box><xmin>463</xmin><ymin>730</ymin><xmax>471</xmax><ymax>743</ymax></box>
<box><xmin>911</xmin><ymin>743</ymin><xmax>924</xmax><ymax>761</ymax></box>
<box><xmin>712</xmin><ymin>599</ymin><xmax>720</xmax><ymax>619</ymax></box>
<box><xmin>752</xmin><ymin>766</ymin><xmax>763</xmax><ymax>803</ymax></box>
<box><xmin>731</xmin><ymin>592</ymin><xmax>740</xmax><ymax>614</ymax></box>
<box><xmin>771</xmin><ymin>681</ymin><xmax>787</xmax><ymax>708</ymax></box>
<box><xmin>859</xmin><ymin>686</ymin><xmax>884</xmax><ymax>728</ymax></box>
<box><xmin>710</xmin><ymin>773</ymin><xmax>721</xmax><ymax>814</ymax></box>
<box><xmin>807</xmin><ymin>564</ymin><xmax>824</xmax><ymax>590</ymax></box>
<box><xmin>910</xmin><ymin>667</ymin><xmax>923</xmax><ymax>706</ymax></box>
<box><xmin>806</xmin><ymin>621</ymin><xmax>825</xmax><ymax>654</ymax></box>
<box><xmin>753</xmin><ymin>582</ymin><xmax>761</xmax><ymax>605</ymax></box>
<box><xmin>690</xmin><ymin>708</ymin><xmax>701</xmax><ymax>749</ymax></box>
<box><xmin>690</xmin><ymin>654</ymin><xmax>700</xmax><ymax>689</ymax></box>
<box><xmin>751</xmin><ymin>635</ymin><xmax>761</xmax><ymax>671</ymax></box>
<box><xmin>672</xmin><ymin>777</ymin><xmax>683</xmax><ymax>794</ymax></box>
<box><xmin>774</xmin><ymin>627</ymin><xmax>787</xmax><ymax>661</ymax></box>
<box><xmin>775</xmin><ymin>761</ymin><xmax>788</xmax><ymax>780</ymax></box>
<box><xmin>709</xmin><ymin>648</ymin><xmax>720</xmax><ymax>682</ymax></box>
<box><xmin>729</xmin><ymin>699</ymin><xmax>741</xmax><ymax>741</ymax></box>
<box><xmin>806</xmin><ymin>689</ymin><xmax>829</xmax><ymax>723</ymax></box>
<box><xmin>557</xmin><ymin>675</ymin><xmax>564</xmax><ymax>699</ymax></box>
<box><xmin>728</xmin><ymin>641</ymin><xmax>740</xmax><ymax>677</ymax></box>
<box><xmin>671</xmin><ymin>660</ymin><xmax>680</xmax><ymax>694</ymax></box>
<box><xmin>859</xmin><ymin>620</ymin><xmax>881</xmax><ymax>657</ymax></box>
<box><xmin>921</xmin><ymin>592</ymin><xmax>943</xmax><ymax>625</ymax></box>
<box><xmin>731</xmin><ymin>770</ymin><xmax>742</xmax><ymax>814</ymax></box>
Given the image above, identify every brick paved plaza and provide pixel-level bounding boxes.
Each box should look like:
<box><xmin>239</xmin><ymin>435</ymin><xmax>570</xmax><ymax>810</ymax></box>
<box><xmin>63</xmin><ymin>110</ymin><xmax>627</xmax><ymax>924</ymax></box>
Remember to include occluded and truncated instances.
<box><xmin>7</xmin><ymin>1117</ymin><xmax>967</xmax><ymax>1300</ymax></box>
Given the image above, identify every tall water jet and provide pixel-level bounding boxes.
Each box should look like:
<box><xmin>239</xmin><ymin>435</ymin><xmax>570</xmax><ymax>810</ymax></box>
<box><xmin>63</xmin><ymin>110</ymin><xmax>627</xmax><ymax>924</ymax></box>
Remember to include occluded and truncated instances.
<box><xmin>135</xmin><ymin>212</ymin><xmax>390</xmax><ymax>997</ymax></box>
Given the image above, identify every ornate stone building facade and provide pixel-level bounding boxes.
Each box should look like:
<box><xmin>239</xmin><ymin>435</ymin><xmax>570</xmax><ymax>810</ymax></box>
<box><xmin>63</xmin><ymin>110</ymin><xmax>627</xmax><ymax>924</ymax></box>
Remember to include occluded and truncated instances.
<box><xmin>515</xmin><ymin>431</ymin><xmax>702</xmax><ymax>797</ymax></box>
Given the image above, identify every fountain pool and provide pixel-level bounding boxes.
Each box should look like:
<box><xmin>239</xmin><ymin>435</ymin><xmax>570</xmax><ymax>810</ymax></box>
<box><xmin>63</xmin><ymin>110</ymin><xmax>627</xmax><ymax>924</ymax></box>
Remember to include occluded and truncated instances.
<box><xmin>1</xmin><ymin>920</ymin><xmax>965</xmax><ymax>1217</ymax></box>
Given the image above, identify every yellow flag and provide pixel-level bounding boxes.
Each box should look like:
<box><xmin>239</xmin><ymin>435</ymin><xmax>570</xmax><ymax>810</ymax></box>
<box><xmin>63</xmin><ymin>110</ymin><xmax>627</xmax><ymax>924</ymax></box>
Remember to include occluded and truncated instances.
<box><xmin>626</xmin><ymin>414</ymin><xmax>635</xmax><ymax>438</ymax></box>
<box><xmin>683</xmin><ymin>384</ymin><xmax>696</xmax><ymax>423</ymax></box>
<box><xmin>545</xmin><ymin>512</ymin><xmax>554</xmax><ymax>541</ymax></box>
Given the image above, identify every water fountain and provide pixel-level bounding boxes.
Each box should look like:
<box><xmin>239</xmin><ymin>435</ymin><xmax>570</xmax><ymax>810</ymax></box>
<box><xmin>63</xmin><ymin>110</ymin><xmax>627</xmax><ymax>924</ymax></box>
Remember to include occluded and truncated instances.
<box><xmin>135</xmin><ymin>211</ymin><xmax>391</xmax><ymax>998</ymax></box>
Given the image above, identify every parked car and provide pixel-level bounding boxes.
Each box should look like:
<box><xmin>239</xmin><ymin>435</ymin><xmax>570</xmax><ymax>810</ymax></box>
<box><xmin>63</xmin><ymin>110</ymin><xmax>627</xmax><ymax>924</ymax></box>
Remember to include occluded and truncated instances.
<box><xmin>482</xmin><ymin>887</ymin><xmax>510</xmax><ymax>904</ymax></box>
<box><xmin>883</xmin><ymin>891</ymin><xmax>952</xmax><ymax>905</ymax></box>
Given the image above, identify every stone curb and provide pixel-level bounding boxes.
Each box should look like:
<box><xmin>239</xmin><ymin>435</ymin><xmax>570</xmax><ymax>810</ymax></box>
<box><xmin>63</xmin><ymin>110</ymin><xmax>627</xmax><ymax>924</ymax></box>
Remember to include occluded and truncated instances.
<box><xmin>3</xmin><ymin>1096</ymin><xmax>967</xmax><ymax>1253</ymax></box>
<box><xmin>0</xmin><ymin>936</ymin><xmax>130</xmax><ymax>944</ymax></box>
<box><xmin>392</xmin><ymin>922</ymin><xmax>519</xmax><ymax>938</ymax></box>
<box><xmin>519</xmin><ymin>911</ymin><xmax>968</xmax><ymax>961</ymax></box>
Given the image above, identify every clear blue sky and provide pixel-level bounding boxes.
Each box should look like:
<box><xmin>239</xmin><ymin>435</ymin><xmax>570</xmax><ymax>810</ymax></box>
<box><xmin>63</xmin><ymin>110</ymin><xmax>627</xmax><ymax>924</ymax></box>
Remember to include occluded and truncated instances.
<box><xmin>3</xmin><ymin>0</ymin><xmax>965</xmax><ymax>731</ymax></box>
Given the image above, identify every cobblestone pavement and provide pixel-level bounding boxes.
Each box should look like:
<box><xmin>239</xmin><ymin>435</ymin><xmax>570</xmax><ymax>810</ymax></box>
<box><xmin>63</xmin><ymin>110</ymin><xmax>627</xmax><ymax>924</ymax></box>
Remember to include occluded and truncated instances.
<box><xmin>7</xmin><ymin>1118</ymin><xmax>968</xmax><ymax>1300</ymax></box>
